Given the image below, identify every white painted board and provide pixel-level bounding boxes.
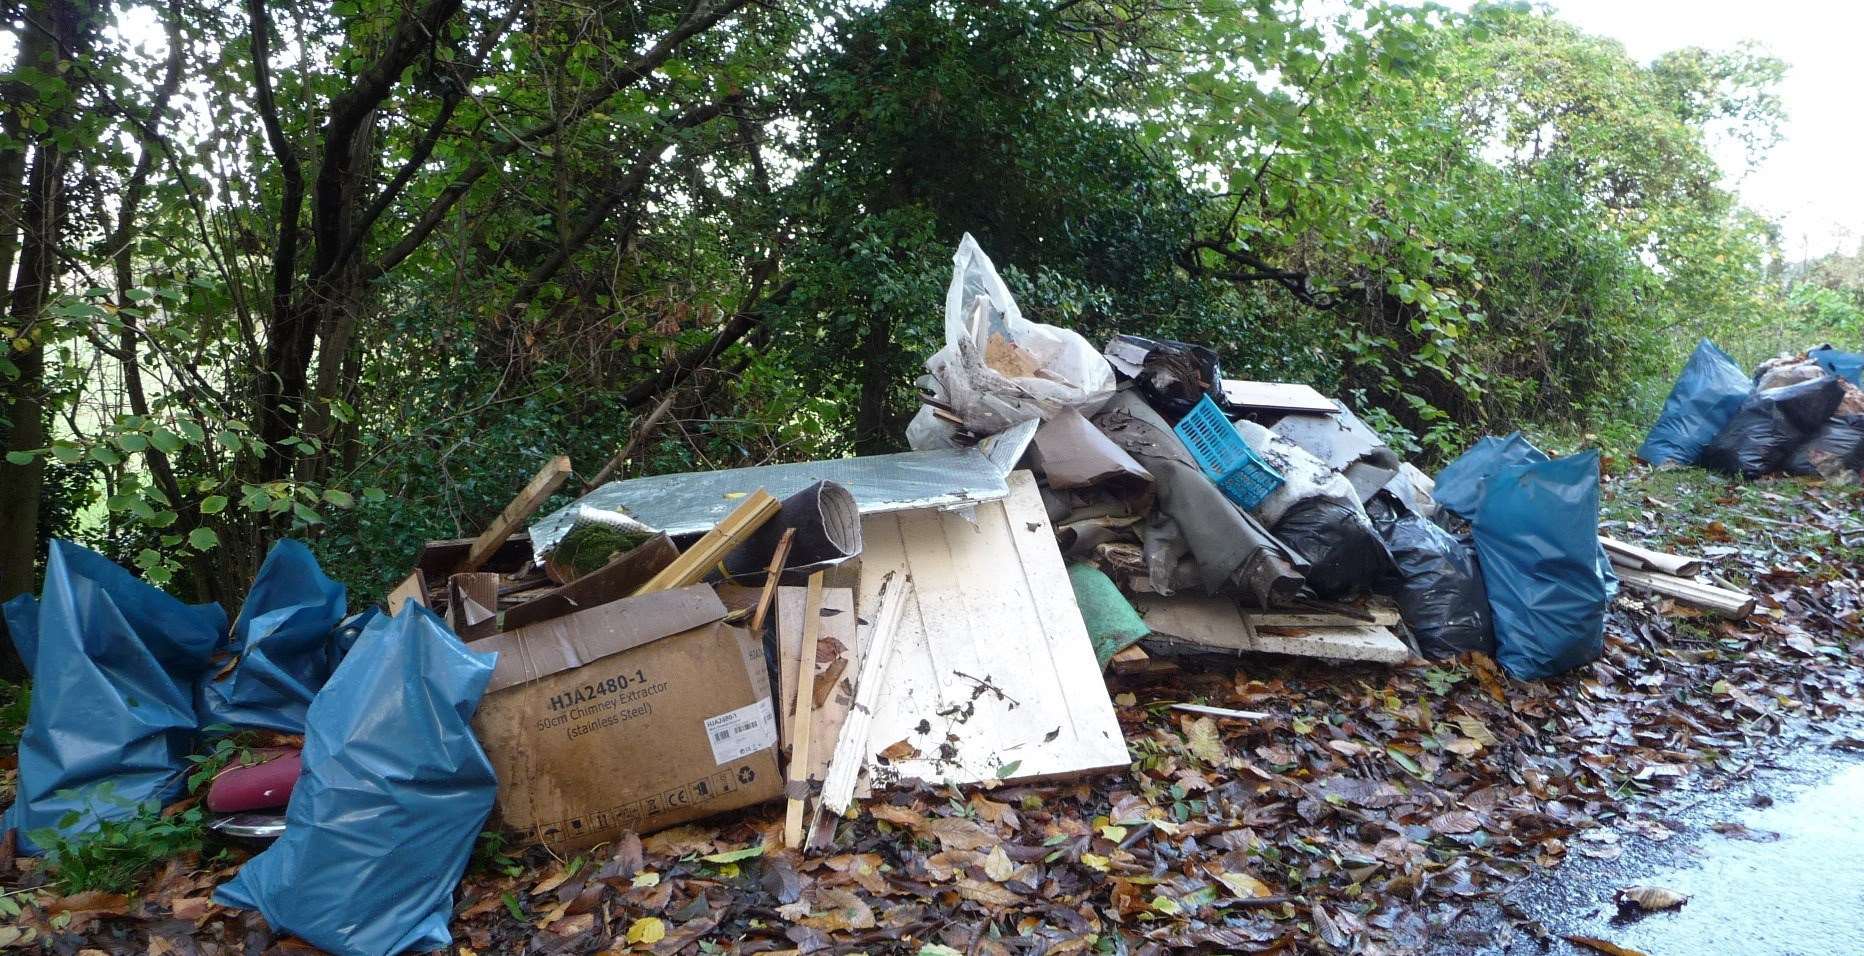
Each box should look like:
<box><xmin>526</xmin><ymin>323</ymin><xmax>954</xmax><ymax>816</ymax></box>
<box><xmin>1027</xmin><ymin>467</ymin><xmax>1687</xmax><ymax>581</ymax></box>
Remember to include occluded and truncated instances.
<box><xmin>1221</xmin><ymin>380</ymin><xmax>1339</xmax><ymax>414</ymax></box>
<box><xmin>853</xmin><ymin>471</ymin><xmax>1130</xmax><ymax>787</ymax></box>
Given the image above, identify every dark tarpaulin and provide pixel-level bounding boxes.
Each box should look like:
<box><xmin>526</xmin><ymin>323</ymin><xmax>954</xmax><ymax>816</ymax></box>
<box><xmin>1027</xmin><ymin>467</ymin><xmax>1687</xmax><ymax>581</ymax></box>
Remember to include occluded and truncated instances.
<box><xmin>1093</xmin><ymin>389</ymin><xmax>1305</xmax><ymax>605</ymax></box>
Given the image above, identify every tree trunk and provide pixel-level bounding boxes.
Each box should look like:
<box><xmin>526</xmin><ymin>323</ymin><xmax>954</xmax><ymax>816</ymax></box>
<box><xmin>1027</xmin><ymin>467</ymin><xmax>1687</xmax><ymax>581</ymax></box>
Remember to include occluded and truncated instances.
<box><xmin>0</xmin><ymin>0</ymin><xmax>96</xmax><ymax>680</ymax></box>
<box><xmin>853</xmin><ymin>310</ymin><xmax>895</xmax><ymax>454</ymax></box>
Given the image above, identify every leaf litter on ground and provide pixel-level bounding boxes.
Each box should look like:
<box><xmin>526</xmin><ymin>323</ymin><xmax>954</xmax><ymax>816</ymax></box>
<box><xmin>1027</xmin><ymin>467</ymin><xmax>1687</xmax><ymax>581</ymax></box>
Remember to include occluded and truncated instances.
<box><xmin>0</xmin><ymin>471</ymin><xmax>1859</xmax><ymax>953</ymax></box>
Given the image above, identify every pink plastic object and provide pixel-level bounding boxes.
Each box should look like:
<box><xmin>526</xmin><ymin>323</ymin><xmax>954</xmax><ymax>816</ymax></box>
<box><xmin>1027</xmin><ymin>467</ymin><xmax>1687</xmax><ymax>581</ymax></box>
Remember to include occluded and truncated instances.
<box><xmin>205</xmin><ymin>750</ymin><xmax>303</xmax><ymax>814</ymax></box>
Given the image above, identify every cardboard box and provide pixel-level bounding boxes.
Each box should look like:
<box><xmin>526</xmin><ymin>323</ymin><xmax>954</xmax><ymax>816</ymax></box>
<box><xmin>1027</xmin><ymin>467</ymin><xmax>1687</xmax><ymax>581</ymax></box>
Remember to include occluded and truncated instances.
<box><xmin>470</xmin><ymin>586</ymin><xmax>782</xmax><ymax>852</ymax></box>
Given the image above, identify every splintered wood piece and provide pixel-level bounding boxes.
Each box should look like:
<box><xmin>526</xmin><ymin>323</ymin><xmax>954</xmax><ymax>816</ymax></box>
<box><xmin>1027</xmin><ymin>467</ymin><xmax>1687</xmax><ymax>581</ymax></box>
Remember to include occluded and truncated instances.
<box><xmin>784</xmin><ymin>572</ymin><xmax>827</xmax><ymax>849</ymax></box>
<box><xmin>1245</xmin><ymin>598</ymin><xmax>1401</xmax><ymax>629</ymax></box>
<box><xmin>458</xmin><ymin>456</ymin><xmax>572</xmax><ymax>574</ymax></box>
<box><xmin>1134</xmin><ymin>594</ymin><xmax>1412</xmax><ymax>664</ymax></box>
<box><xmin>1601</xmin><ymin>536</ymin><xmax>1704</xmax><ymax>578</ymax></box>
<box><xmin>387</xmin><ymin>570</ymin><xmax>427</xmax><ymax>615</ymax></box>
<box><xmin>749</xmin><ymin>528</ymin><xmax>798</xmax><ymax>637</ymax></box>
<box><xmin>633</xmin><ymin>490</ymin><xmax>780</xmax><ymax>597</ymax></box>
<box><xmin>1613</xmin><ymin>566</ymin><xmax>1755</xmax><ymax>619</ymax></box>
<box><xmin>499</xmin><ymin>535</ymin><xmax>678</xmax><ymax>631</ymax></box>
<box><xmin>820</xmin><ymin>571</ymin><xmax>910</xmax><ymax>819</ymax></box>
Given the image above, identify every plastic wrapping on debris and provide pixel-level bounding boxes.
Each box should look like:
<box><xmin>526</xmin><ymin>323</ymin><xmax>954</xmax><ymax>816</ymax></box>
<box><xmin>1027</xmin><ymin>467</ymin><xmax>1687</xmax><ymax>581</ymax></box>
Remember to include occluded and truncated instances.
<box><xmin>1784</xmin><ymin>414</ymin><xmax>1864</xmax><ymax>477</ymax></box>
<box><xmin>1067</xmin><ymin>563</ymin><xmax>1149</xmax><ymax>667</ymax></box>
<box><xmin>922</xmin><ymin>234</ymin><xmax>1115</xmax><ymax>436</ymax></box>
<box><xmin>723</xmin><ymin>479</ymin><xmax>862</xmax><ymax>578</ymax></box>
<box><xmin>197</xmin><ymin>541</ymin><xmax>349</xmax><ymax>734</ymax></box>
<box><xmin>3</xmin><ymin>541</ymin><xmax>226</xmax><ymax>854</ymax></box>
<box><xmin>1810</xmin><ymin>346</ymin><xmax>1864</xmax><ymax>385</ymax></box>
<box><xmin>1101</xmin><ymin>334</ymin><xmax>1227</xmax><ymax>420</ymax></box>
<box><xmin>1093</xmin><ymin>389</ymin><xmax>1306</xmax><ymax>605</ymax></box>
<box><xmin>1461</xmin><ymin>448</ymin><xmax>1614</xmax><ymax>680</ymax></box>
<box><xmin>1700</xmin><ymin>375</ymin><xmax>1845</xmax><ymax>478</ymax></box>
<box><xmin>527</xmin><ymin>420</ymin><xmax>1036</xmax><ymax>557</ymax></box>
<box><xmin>1637</xmin><ymin>339</ymin><xmax>1753</xmax><ymax>466</ymax></box>
<box><xmin>215</xmin><ymin>606</ymin><xmax>497</xmax><ymax>956</ymax></box>
<box><xmin>1270</xmin><ymin>497</ymin><xmax>1394</xmax><ymax>600</ymax></box>
<box><xmin>1368</xmin><ymin>494</ymin><xmax>1494</xmax><ymax>660</ymax></box>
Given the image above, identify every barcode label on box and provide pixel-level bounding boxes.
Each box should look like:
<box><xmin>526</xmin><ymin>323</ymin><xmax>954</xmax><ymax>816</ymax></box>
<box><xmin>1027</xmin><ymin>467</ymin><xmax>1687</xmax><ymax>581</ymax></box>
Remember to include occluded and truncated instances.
<box><xmin>703</xmin><ymin>697</ymin><xmax>777</xmax><ymax>765</ymax></box>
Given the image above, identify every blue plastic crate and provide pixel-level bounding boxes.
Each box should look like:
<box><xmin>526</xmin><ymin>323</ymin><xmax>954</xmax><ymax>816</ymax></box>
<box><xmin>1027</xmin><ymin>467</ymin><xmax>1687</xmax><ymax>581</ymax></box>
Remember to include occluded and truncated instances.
<box><xmin>1172</xmin><ymin>396</ymin><xmax>1285</xmax><ymax>509</ymax></box>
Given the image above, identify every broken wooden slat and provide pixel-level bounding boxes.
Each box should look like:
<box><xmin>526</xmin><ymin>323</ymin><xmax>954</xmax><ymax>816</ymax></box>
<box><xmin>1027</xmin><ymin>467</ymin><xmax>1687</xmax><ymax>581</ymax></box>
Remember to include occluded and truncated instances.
<box><xmin>1601</xmin><ymin>536</ymin><xmax>1704</xmax><ymax>578</ymax></box>
<box><xmin>632</xmin><ymin>489</ymin><xmax>781</xmax><ymax>597</ymax></box>
<box><xmin>784</xmin><ymin>572</ymin><xmax>827</xmax><ymax>849</ymax></box>
<box><xmin>1171</xmin><ymin>703</ymin><xmax>1268</xmax><ymax>720</ymax></box>
<box><xmin>821</xmin><ymin>571</ymin><xmax>910</xmax><ymax>818</ymax></box>
<box><xmin>749</xmin><ymin>529</ymin><xmax>797</xmax><ymax>637</ymax></box>
<box><xmin>458</xmin><ymin>456</ymin><xmax>573</xmax><ymax>574</ymax></box>
<box><xmin>776</xmin><ymin>585</ymin><xmax>859</xmax><ymax>780</ymax></box>
<box><xmin>851</xmin><ymin>471</ymin><xmax>1130</xmax><ymax>789</ymax></box>
<box><xmin>386</xmin><ymin>570</ymin><xmax>427</xmax><ymax>616</ymax></box>
<box><xmin>499</xmin><ymin>534</ymin><xmax>678</xmax><ymax>631</ymax></box>
<box><xmin>1613</xmin><ymin>565</ymin><xmax>1755</xmax><ymax>619</ymax></box>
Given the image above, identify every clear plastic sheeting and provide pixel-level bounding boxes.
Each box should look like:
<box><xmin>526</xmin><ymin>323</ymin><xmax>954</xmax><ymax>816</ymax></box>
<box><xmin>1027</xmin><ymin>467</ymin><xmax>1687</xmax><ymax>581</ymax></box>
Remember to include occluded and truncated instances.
<box><xmin>529</xmin><ymin>420</ymin><xmax>1035</xmax><ymax>558</ymax></box>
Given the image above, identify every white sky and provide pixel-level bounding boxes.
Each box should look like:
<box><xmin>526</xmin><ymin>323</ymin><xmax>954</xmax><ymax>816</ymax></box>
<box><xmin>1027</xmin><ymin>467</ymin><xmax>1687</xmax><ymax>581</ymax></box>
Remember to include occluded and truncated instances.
<box><xmin>1519</xmin><ymin>0</ymin><xmax>1864</xmax><ymax>261</ymax></box>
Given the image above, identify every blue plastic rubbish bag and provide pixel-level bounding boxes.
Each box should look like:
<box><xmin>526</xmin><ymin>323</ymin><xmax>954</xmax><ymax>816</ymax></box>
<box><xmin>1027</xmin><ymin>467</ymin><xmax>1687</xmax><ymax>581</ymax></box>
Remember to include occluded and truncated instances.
<box><xmin>1637</xmin><ymin>339</ymin><xmax>1752</xmax><ymax>465</ymax></box>
<box><xmin>1809</xmin><ymin>346</ymin><xmax>1864</xmax><ymax>386</ymax></box>
<box><xmin>215</xmin><ymin>605</ymin><xmax>497</xmax><ymax>956</ymax></box>
<box><xmin>1432</xmin><ymin>432</ymin><xmax>1546</xmax><ymax>520</ymax></box>
<box><xmin>197</xmin><ymin>540</ymin><xmax>348</xmax><ymax>733</ymax></box>
<box><xmin>3</xmin><ymin>541</ymin><xmax>226</xmax><ymax>853</ymax></box>
<box><xmin>1470</xmin><ymin>450</ymin><xmax>1614</xmax><ymax>680</ymax></box>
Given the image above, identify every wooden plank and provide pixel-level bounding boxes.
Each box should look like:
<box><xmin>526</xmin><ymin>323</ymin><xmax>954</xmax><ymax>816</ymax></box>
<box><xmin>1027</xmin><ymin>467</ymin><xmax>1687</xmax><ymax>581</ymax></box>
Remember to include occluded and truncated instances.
<box><xmin>416</xmin><ymin>533</ymin><xmax>532</xmax><ymax>580</ymax></box>
<box><xmin>851</xmin><ymin>471</ymin><xmax>1130</xmax><ymax>789</ymax></box>
<box><xmin>458</xmin><ymin>456</ymin><xmax>572</xmax><ymax>574</ymax></box>
<box><xmin>1220</xmin><ymin>379</ymin><xmax>1338</xmax><ymax>415</ymax></box>
<box><xmin>822</xmin><ymin>572</ymin><xmax>910</xmax><ymax>817</ymax></box>
<box><xmin>1134</xmin><ymin>594</ymin><xmax>1412</xmax><ymax>663</ymax></box>
<box><xmin>499</xmin><ymin>535</ymin><xmax>678</xmax><ymax>631</ymax></box>
<box><xmin>386</xmin><ymin>570</ymin><xmax>427</xmax><ymax>616</ymax></box>
<box><xmin>776</xmin><ymin>585</ymin><xmax>859</xmax><ymax>779</ymax></box>
<box><xmin>633</xmin><ymin>490</ymin><xmax>780</xmax><ymax>596</ymax></box>
<box><xmin>1614</xmin><ymin>566</ymin><xmax>1755</xmax><ymax>618</ymax></box>
<box><xmin>1601</xmin><ymin>536</ymin><xmax>1704</xmax><ymax>577</ymax></box>
<box><xmin>1245</xmin><ymin>599</ymin><xmax>1401</xmax><ymax>628</ymax></box>
<box><xmin>784</xmin><ymin>572</ymin><xmax>827</xmax><ymax>848</ymax></box>
<box><xmin>749</xmin><ymin>529</ymin><xmax>797</xmax><ymax>637</ymax></box>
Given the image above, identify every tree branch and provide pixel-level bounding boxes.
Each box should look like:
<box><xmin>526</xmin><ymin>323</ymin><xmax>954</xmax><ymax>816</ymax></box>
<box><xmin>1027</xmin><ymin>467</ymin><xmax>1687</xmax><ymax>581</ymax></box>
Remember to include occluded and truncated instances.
<box><xmin>247</xmin><ymin>0</ymin><xmax>303</xmax><ymax>323</ymax></box>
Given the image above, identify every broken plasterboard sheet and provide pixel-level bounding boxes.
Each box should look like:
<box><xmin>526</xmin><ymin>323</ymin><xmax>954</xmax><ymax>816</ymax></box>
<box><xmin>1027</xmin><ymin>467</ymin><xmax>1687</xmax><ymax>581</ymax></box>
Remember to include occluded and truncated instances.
<box><xmin>1268</xmin><ymin>403</ymin><xmax>1401</xmax><ymax>502</ymax></box>
<box><xmin>853</xmin><ymin>470</ymin><xmax>1129</xmax><ymax>788</ymax></box>
<box><xmin>1132</xmin><ymin>594</ymin><xmax>1413</xmax><ymax>664</ymax></box>
<box><xmin>1220</xmin><ymin>380</ymin><xmax>1338</xmax><ymax>415</ymax></box>
<box><xmin>527</xmin><ymin>420</ymin><xmax>1038</xmax><ymax>558</ymax></box>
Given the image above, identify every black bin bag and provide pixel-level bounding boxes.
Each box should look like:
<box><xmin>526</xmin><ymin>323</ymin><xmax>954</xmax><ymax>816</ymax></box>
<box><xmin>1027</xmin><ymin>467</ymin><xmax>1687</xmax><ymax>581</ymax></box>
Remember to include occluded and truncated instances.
<box><xmin>1368</xmin><ymin>494</ymin><xmax>1494</xmax><ymax>659</ymax></box>
<box><xmin>1270</xmin><ymin>498</ymin><xmax>1394</xmax><ymax>600</ymax></box>
<box><xmin>1785</xmin><ymin>414</ymin><xmax>1864</xmax><ymax>477</ymax></box>
<box><xmin>1700</xmin><ymin>375</ymin><xmax>1845</xmax><ymax>478</ymax></box>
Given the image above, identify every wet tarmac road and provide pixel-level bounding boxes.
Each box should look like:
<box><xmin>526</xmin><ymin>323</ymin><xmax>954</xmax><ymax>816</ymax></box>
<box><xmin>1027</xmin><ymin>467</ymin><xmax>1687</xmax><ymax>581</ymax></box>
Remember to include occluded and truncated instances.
<box><xmin>1429</xmin><ymin>724</ymin><xmax>1864</xmax><ymax>956</ymax></box>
